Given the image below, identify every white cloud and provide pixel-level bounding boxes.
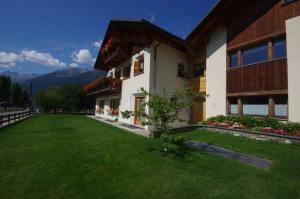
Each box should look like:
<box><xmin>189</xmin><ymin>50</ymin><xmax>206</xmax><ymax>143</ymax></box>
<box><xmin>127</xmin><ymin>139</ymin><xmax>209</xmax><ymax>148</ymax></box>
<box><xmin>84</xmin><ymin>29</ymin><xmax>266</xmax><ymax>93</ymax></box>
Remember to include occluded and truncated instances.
<box><xmin>94</xmin><ymin>40</ymin><xmax>102</xmax><ymax>48</ymax></box>
<box><xmin>0</xmin><ymin>50</ymin><xmax>67</xmax><ymax>68</ymax></box>
<box><xmin>0</xmin><ymin>52</ymin><xmax>23</xmax><ymax>68</ymax></box>
<box><xmin>69</xmin><ymin>63</ymin><xmax>79</xmax><ymax>68</ymax></box>
<box><xmin>72</xmin><ymin>49</ymin><xmax>95</xmax><ymax>65</ymax></box>
<box><xmin>21</xmin><ymin>50</ymin><xmax>66</xmax><ymax>67</ymax></box>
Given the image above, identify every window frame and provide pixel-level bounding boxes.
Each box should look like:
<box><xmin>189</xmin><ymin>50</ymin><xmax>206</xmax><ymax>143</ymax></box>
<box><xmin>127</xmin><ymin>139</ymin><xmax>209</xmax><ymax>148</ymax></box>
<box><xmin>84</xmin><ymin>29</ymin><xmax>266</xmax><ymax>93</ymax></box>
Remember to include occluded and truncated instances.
<box><xmin>177</xmin><ymin>63</ymin><xmax>186</xmax><ymax>78</ymax></box>
<box><xmin>227</xmin><ymin>37</ymin><xmax>287</xmax><ymax>69</ymax></box>
<box><xmin>193</xmin><ymin>63</ymin><xmax>206</xmax><ymax>78</ymax></box>
<box><xmin>122</xmin><ymin>64</ymin><xmax>131</xmax><ymax>80</ymax></box>
<box><xmin>134</xmin><ymin>55</ymin><xmax>145</xmax><ymax>76</ymax></box>
<box><xmin>242</xmin><ymin>43</ymin><xmax>269</xmax><ymax>66</ymax></box>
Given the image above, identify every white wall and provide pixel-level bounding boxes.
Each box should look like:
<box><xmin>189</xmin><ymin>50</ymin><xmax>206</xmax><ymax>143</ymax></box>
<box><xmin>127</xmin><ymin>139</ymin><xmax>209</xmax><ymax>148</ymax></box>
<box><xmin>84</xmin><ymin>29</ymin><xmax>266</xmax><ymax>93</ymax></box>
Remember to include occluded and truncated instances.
<box><xmin>286</xmin><ymin>16</ymin><xmax>300</xmax><ymax>122</ymax></box>
<box><xmin>154</xmin><ymin>43</ymin><xmax>189</xmax><ymax>128</ymax></box>
<box><xmin>95</xmin><ymin>95</ymin><xmax>120</xmax><ymax>120</ymax></box>
<box><xmin>118</xmin><ymin>47</ymin><xmax>152</xmax><ymax>130</ymax></box>
<box><xmin>206</xmin><ymin>26</ymin><xmax>227</xmax><ymax>118</ymax></box>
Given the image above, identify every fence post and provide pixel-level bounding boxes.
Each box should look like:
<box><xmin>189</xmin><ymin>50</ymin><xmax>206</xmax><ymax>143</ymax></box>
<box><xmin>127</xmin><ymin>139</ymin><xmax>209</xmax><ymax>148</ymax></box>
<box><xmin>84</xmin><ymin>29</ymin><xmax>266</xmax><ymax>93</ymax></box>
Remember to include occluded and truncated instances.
<box><xmin>8</xmin><ymin>114</ymin><xmax>10</xmax><ymax>124</ymax></box>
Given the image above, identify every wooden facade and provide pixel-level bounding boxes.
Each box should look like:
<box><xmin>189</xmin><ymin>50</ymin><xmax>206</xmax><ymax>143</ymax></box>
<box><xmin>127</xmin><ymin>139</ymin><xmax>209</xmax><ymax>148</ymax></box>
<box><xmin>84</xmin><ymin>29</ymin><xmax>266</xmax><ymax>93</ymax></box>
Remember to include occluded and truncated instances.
<box><xmin>227</xmin><ymin>59</ymin><xmax>287</xmax><ymax>95</ymax></box>
<box><xmin>226</xmin><ymin>0</ymin><xmax>300</xmax><ymax>49</ymax></box>
<box><xmin>186</xmin><ymin>0</ymin><xmax>300</xmax><ymax>119</ymax></box>
<box><xmin>224</xmin><ymin>0</ymin><xmax>300</xmax><ymax>118</ymax></box>
<box><xmin>188</xmin><ymin>46</ymin><xmax>207</xmax><ymax>122</ymax></box>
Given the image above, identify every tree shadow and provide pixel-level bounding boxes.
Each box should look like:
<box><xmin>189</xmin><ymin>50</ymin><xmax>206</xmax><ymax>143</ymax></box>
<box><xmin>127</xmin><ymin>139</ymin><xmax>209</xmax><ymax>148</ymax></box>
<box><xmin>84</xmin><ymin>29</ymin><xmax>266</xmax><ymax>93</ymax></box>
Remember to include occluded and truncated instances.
<box><xmin>146</xmin><ymin>145</ymin><xmax>200</xmax><ymax>162</ymax></box>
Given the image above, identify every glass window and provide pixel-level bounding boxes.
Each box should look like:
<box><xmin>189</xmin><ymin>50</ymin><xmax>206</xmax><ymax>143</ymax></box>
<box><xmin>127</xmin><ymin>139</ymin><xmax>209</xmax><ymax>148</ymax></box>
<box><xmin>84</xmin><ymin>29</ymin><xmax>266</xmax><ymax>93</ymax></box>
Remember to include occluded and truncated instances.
<box><xmin>123</xmin><ymin>65</ymin><xmax>131</xmax><ymax>79</ymax></box>
<box><xmin>273</xmin><ymin>38</ymin><xmax>286</xmax><ymax>59</ymax></box>
<box><xmin>284</xmin><ymin>0</ymin><xmax>296</xmax><ymax>3</ymax></box>
<box><xmin>243</xmin><ymin>96</ymin><xmax>269</xmax><ymax>116</ymax></box>
<box><xmin>177</xmin><ymin>63</ymin><xmax>186</xmax><ymax>77</ymax></box>
<box><xmin>134</xmin><ymin>55</ymin><xmax>144</xmax><ymax>75</ymax></box>
<box><xmin>194</xmin><ymin>63</ymin><xmax>205</xmax><ymax>77</ymax></box>
<box><xmin>242</xmin><ymin>43</ymin><xmax>268</xmax><ymax>65</ymax></box>
<box><xmin>274</xmin><ymin>95</ymin><xmax>288</xmax><ymax>118</ymax></box>
<box><xmin>115</xmin><ymin>70</ymin><xmax>121</xmax><ymax>79</ymax></box>
<box><xmin>110</xmin><ymin>99</ymin><xmax>120</xmax><ymax>116</ymax></box>
<box><xmin>229</xmin><ymin>52</ymin><xmax>238</xmax><ymax>68</ymax></box>
<box><xmin>229</xmin><ymin>98</ymin><xmax>238</xmax><ymax>115</ymax></box>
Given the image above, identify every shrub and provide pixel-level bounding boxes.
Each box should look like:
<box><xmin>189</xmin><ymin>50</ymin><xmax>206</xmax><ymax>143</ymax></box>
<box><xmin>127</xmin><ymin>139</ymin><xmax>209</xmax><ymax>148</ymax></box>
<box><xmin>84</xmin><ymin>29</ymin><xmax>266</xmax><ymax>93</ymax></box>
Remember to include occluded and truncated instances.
<box><xmin>169</xmin><ymin>136</ymin><xmax>186</xmax><ymax>146</ymax></box>
<box><xmin>206</xmin><ymin>115</ymin><xmax>300</xmax><ymax>133</ymax></box>
<box><xmin>281</xmin><ymin>122</ymin><xmax>300</xmax><ymax>133</ymax></box>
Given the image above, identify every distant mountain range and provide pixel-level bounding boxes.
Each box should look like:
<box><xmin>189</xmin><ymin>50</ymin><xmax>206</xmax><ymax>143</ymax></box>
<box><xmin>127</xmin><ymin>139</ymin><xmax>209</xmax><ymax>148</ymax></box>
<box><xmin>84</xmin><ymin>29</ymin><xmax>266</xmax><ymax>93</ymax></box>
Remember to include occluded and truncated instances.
<box><xmin>0</xmin><ymin>71</ymin><xmax>40</xmax><ymax>82</ymax></box>
<box><xmin>0</xmin><ymin>68</ymin><xmax>106</xmax><ymax>94</ymax></box>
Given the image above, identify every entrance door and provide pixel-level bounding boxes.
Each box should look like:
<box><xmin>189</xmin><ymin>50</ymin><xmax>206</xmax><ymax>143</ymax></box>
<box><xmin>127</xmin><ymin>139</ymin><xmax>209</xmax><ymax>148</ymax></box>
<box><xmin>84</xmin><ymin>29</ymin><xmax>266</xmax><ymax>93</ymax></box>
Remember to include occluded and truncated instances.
<box><xmin>134</xmin><ymin>96</ymin><xmax>145</xmax><ymax>126</ymax></box>
<box><xmin>192</xmin><ymin>96</ymin><xmax>206</xmax><ymax>123</ymax></box>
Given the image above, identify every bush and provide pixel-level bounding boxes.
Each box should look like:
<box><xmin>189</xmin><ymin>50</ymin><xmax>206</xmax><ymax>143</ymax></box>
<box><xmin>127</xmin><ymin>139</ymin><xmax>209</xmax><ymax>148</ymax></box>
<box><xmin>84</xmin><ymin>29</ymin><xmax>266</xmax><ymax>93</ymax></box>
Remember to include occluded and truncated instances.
<box><xmin>206</xmin><ymin>115</ymin><xmax>300</xmax><ymax>133</ymax></box>
<box><xmin>169</xmin><ymin>136</ymin><xmax>186</xmax><ymax>146</ymax></box>
<box><xmin>281</xmin><ymin>122</ymin><xmax>300</xmax><ymax>132</ymax></box>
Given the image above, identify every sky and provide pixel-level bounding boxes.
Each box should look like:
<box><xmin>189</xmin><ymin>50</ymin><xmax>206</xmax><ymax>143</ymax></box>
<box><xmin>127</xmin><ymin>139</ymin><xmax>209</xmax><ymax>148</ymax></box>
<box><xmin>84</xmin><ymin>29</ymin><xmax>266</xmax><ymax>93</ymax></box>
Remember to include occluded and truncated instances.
<box><xmin>0</xmin><ymin>0</ymin><xmax>218</xmax><ymax>74</ymax></box>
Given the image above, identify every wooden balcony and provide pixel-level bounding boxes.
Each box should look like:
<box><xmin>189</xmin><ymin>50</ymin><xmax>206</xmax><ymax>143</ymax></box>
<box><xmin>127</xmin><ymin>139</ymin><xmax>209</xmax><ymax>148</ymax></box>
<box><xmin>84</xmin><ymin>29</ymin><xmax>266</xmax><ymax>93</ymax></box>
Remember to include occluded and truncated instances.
<box><xmin>227</xmin><ymin>59</ymin><xmax>287</xmax><ymax>96</ymax></box>
<box><xmin>84</xmin><ymin>77</ymin><xmax>122</xmax><ymax>97</ymax></box>
<box><xmin>188</xmin><ymin>76</ymin><xmax>206</xmax><ymax>93</ymax></box>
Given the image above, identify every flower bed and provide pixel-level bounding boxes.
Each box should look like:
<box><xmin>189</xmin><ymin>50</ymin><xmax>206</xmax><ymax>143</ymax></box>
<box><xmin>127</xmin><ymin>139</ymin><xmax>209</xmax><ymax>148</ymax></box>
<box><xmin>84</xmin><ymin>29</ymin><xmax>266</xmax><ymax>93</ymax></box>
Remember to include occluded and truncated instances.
<box><xmin>204</xmin><ymin>115</ymin><xmax>300</xmax><ymax>138</ymax></box>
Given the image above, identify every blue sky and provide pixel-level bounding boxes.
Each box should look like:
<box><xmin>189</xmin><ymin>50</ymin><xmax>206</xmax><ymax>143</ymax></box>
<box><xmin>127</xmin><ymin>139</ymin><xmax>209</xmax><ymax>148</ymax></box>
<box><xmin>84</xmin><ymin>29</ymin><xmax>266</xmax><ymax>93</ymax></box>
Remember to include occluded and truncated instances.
<box><xmin>0</xmin><ymin>0</ymin><xmax>218</xmax><ymax>74</ymax></box>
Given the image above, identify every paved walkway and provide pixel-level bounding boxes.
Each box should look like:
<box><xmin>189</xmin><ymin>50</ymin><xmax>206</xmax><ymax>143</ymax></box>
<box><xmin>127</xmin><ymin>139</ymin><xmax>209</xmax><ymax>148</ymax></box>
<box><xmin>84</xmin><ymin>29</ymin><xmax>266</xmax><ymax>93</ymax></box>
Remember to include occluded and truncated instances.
<box><xmin>184</xmin><ymin>140</ymin><xmax>272</xmax><ymax>169</ymax></box>
<box><xmin>87</xmin><ymin>115</ymin><xmax>150</xmax><ymax>137</ymax></box>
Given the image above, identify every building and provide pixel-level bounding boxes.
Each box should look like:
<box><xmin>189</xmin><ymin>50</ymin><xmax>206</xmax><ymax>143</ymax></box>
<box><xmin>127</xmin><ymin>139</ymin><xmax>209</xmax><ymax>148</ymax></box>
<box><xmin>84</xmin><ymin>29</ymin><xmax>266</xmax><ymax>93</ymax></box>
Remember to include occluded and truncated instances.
<box><xmin>84</xmin><ymin>20</ymin><xmax>189</xmax><ymax>131</ymax></box>
<box><xmin>85</xmin><ymin>0</ymin><xmax>300</xmax><ymax>131</ymax></box>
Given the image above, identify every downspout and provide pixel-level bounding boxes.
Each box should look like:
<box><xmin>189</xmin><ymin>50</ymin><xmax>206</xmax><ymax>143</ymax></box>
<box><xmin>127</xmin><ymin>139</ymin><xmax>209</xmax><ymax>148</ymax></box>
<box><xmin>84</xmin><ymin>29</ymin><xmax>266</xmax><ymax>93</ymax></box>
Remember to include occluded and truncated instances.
<box><xmin>154</xmin><ymin>42</ymin><xmax>161</xmax><ymax>90</ymax></box>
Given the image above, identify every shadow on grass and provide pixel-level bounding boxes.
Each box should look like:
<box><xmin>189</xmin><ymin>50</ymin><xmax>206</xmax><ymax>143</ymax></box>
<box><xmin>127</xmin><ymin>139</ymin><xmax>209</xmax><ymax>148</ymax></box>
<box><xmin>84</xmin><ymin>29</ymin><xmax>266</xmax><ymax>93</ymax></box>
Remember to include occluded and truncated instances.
<box><xmin>146</xmin><ymin>145</ymin><xmax>204</xmax><ymax>162</ymax></box>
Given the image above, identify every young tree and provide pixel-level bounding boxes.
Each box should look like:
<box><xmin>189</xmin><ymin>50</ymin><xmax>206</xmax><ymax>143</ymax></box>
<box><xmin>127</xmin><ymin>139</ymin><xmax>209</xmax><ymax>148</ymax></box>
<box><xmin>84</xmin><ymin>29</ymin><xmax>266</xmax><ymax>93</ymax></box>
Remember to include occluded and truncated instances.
<box><xmin>0</xmin><ymin>76</ymin><xmax>12</xmax><ymax>104</ymax></box>
<box><xmin>122</xmin><ymin>87</ymin><xmax>202</xmax><ymax>154</ymax></box>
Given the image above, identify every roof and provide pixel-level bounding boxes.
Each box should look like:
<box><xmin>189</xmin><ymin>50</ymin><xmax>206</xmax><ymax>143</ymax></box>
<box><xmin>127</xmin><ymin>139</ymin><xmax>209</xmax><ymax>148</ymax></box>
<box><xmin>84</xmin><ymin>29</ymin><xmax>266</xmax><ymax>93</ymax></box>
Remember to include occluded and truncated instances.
<box><xmin>185</xmin><ymin>0</ymin><xmax>228</xmax><ymax>43</ymax></box>
<box><xmin>94</xmin><ymin>19</ymin><xmax>187</xmax><ymax>71</ymax></box>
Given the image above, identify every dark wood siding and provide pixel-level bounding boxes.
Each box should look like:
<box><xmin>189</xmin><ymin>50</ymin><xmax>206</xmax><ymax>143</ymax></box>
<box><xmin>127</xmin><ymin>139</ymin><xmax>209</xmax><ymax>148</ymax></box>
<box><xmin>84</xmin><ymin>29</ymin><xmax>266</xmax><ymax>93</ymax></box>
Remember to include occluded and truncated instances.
<box><xmin>227</xmin><ymin>59</ymin><xmax>287</xmax><ymax>94</ymax></box>
<box><xmin>227</xmin><ymin>0</ymin><xmax>300</xmax><ymax>49</ymax></box>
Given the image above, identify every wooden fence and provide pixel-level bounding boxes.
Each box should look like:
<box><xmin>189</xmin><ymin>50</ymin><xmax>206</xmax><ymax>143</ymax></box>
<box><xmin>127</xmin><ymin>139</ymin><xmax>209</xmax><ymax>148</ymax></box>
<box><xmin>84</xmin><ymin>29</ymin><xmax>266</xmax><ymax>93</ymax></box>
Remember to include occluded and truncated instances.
<box><xmin>0</xmin><ymin>110</ymin><xmax>35</xmax><ymax>128</ymax></box>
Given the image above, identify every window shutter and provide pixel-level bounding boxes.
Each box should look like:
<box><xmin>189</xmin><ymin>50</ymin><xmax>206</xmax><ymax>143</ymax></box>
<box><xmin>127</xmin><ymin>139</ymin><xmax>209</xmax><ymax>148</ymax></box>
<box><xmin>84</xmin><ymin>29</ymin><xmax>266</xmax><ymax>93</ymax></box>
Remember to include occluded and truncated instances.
<box><xmin>134</xmin><ymin>61</ymin><xmax>139</xmax><ymax>75</ymax></box>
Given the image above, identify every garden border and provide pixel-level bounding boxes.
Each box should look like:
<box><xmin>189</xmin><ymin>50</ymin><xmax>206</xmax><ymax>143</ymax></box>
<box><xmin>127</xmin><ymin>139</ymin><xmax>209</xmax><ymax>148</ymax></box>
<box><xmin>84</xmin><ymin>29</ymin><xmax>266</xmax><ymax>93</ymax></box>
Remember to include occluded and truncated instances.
<box><xmin>198</xmin><ymin>125</ymin><xmax>300</xmax><ymax>144</ymax></box>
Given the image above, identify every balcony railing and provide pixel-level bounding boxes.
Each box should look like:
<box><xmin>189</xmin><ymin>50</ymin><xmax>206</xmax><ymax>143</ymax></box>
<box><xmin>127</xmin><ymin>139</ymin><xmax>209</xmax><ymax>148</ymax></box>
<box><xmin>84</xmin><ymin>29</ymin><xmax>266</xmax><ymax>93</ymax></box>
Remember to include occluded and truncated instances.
<box><xmin>84</xmin><ymin>77</ymin><xmax>122</xmax><ymax>96</ymax></box>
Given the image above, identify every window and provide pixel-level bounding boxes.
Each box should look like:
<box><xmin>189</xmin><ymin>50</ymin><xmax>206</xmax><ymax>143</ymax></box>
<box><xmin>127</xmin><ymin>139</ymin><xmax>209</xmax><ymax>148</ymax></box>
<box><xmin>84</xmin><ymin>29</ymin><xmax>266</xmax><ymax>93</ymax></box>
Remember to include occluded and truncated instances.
<box><xmin>229</xmin><ymin>52</ymin><xmax>238</xmax><ymax>68</ymax></box>
<box><xmin>284</xmin><ymin>0</ymin><xmax>297</xmax><ymax>4</ymax></box>
<box><xmin>123</xmin><ymin>65</ymin><xmax>131</xmax><ymax>79</ymax></box>
<box><xmin>228</xmin><ymin>98</ymin><xmax>238</xmax><ymax>115</ymax></box>
<box><xmin>274</xmin><ymin>95</ymin><xmax>288</xmax><ymax>118</ymax></box>
<box><xmin>115</xmin><ymin>70</ymin><xmax>121</xmax><ymax>79</ymax></box>
<box><xmin>134</xmin><ymin>55</ymin><xmax>144</xmax><ymax>75</ymax></box>
<box><xmin>243</xmin><ymin>96</ymin><xmax>269</xmax><ymax>116</ymax></box>
<box><xmin>242</xmin><ymin>43</ymin><xmax>268</xmax><ymax>65</ymax></box>
<box><xmin>177</xmin><ymin>63</ymin><xmax>186</xmax><ymax>78</ymax></box>
<box><xmin>194</xmin><ymin>63</ymin><xmax>206</xmax><ymax>77</ymax></box>
<box><xmin>97</xmin><ymin>100</ymin><xmax>104</xmax><ymax>114</ymax></box>
<box><xmin>273</xmin><ymin>38</ymin><xmax>286</xmax><ymax>59</ymax></box>
<box><xmin>110</xmin><ymin>99</ymin><xmax>120</xmax><ymax>116</ymax></box>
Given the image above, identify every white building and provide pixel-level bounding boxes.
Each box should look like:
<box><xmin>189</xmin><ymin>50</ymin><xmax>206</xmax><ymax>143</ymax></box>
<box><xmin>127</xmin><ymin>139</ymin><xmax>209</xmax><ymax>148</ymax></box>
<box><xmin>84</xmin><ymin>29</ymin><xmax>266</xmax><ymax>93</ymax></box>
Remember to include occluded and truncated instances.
<box><xmin>86</xmin><ymin>0</ymin><xmax>300</xmax><ymax>133</ymax></box>
<box><xmin>85</xmin><ymin>20</ymin><xmax>189</xmax><ymax>132</ymax></box>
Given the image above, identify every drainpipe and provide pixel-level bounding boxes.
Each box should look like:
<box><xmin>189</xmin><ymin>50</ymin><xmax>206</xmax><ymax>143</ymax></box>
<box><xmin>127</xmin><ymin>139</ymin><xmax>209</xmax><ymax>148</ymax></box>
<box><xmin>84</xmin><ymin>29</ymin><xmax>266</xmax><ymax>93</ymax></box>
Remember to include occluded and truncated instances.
<box><xmin>154</xmin><ymin>42</ymin><xmax>161</xmax><ymax>90</ymax></box>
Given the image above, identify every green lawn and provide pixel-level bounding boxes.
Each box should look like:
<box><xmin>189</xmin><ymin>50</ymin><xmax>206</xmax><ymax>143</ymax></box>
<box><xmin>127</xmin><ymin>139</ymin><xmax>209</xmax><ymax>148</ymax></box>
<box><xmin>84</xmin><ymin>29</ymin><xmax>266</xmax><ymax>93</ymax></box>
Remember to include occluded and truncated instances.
<box><xmin>0</xmin><ymin>114</ymin><xmax>299</xmax><ymax>199</ymax></box>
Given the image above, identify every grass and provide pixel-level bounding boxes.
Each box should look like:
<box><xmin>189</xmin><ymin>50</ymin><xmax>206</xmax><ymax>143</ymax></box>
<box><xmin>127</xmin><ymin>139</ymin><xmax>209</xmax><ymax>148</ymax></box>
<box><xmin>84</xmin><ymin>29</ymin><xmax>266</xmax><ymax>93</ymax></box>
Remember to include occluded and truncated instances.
<box><xmin>0</xmin><ymin>114</ymin><xmax>299</xmax><ymax>199</ymax></box>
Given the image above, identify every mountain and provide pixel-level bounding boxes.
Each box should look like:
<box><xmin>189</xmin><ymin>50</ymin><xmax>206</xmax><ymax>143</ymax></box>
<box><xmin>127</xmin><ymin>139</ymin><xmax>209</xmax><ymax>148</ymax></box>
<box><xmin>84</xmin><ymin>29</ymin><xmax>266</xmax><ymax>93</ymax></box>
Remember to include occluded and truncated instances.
<box><xmin>0</xmin><ymin>71</ymin><xmax>40</xmax><ymax>82</ymax></box>
<box><xmin>20</xmin><ymin>68</ymin><xmax>106</xmax><ymax>94</ymax></box>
